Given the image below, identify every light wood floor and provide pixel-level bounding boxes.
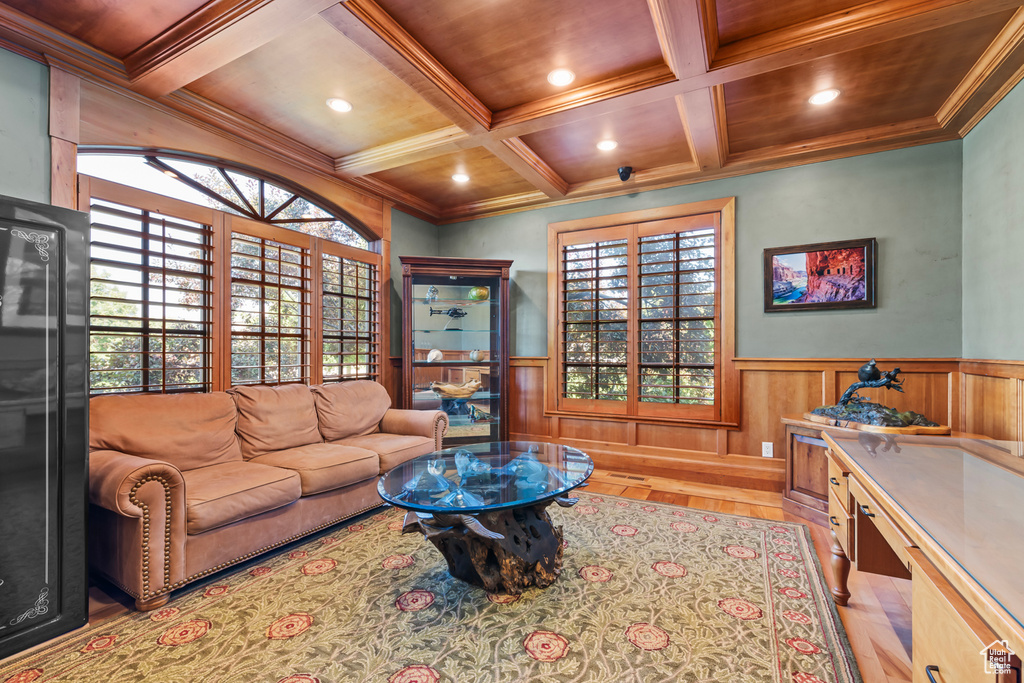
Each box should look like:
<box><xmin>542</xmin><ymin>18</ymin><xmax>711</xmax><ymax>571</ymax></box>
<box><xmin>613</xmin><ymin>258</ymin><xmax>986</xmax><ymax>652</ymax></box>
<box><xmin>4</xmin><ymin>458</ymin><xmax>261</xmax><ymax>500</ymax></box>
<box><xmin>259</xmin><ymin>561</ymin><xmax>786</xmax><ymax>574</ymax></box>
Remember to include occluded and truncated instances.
<box><xmin>79</xmin><ymin>468</ymin><xmax>913</xmax><ymax>682</ymax></box>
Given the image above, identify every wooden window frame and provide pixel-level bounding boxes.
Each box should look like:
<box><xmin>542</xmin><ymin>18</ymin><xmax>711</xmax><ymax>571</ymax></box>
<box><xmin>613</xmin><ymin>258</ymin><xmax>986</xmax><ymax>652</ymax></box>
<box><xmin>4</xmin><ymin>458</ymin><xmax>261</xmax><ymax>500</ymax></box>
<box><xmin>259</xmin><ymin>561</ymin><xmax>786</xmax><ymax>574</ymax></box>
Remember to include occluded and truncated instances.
<box><xmin>547</xmin><ymin>197</ymin><xmax>738</xmax><ymax>427</ymax></box>
<box><xmin>79</xmin><ymin>175</ymin><xmax>386</xmax><ymax>394</ymax></box>
<box><xmin>320</xmin><ymin>241</ymin><xmax>382</xmax><ymax>383</ymax></box>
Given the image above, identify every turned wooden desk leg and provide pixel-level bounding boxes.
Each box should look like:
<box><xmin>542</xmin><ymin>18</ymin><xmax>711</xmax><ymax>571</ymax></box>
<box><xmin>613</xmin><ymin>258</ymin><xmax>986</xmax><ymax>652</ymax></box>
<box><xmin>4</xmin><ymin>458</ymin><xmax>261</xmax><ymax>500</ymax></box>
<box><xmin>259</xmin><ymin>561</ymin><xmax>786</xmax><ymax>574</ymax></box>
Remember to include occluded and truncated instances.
<box><xmin>830</xmin><ymin>529</ymin><xmax>851</xmax><ymax>606</ymax></box>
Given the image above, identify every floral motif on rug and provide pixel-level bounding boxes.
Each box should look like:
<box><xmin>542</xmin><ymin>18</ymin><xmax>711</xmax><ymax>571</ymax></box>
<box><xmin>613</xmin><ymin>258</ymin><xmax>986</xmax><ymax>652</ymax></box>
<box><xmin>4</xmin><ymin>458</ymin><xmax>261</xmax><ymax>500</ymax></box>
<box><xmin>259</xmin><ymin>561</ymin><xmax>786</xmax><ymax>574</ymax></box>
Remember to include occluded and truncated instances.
<box><xmin>0</xmin><ymin>496</ymin><xmax>861</xmax><ymax>683</ymax></box>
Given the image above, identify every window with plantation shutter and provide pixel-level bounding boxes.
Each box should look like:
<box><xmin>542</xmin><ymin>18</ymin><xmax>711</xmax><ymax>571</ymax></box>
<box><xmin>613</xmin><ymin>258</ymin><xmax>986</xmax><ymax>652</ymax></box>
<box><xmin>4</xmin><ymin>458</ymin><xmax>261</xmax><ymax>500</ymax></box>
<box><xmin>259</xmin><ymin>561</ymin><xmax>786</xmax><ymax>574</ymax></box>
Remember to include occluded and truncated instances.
<box><xmin>638</xmin><ymin>225</ymin><xmax>716</xmax><ymax>409</ymax></box>
<box><xmin>229</xmin><ymin>232</ymin><xmax>310</xmax><ymax>385</ymax></box>
<box><xmin>550</xmin><ymin>199</ymin><xmax>735</xmax><ymax>424</ymax></box>
<box><xmin>88</xmin><ymin>199</ymin><xmax>213</xmax><ymax>394</ymax></box>
<box><xmin>321</xmin><ymin>250</ymin><xmax>380</xmax><ymax>382</ymax></box>
<box><xmin>81</xmin><ymin>166</ymin><xmax>386</xmax><ymax>395</ymax></box>
<box><xmin>561</xmin><ymin>237</ymin><xmax>629</xmax><ymax>405</ymax></box>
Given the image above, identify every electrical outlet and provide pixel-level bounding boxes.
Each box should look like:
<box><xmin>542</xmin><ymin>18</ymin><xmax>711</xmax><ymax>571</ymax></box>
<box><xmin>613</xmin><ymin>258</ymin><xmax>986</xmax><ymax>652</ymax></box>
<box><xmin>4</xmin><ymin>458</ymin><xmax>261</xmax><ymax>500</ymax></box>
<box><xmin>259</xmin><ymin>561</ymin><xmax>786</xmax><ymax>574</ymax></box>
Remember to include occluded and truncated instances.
<box><xmin>761</xmin><ymin>442</ymin><xmax>774</xmax><ymax>458</ymax></box>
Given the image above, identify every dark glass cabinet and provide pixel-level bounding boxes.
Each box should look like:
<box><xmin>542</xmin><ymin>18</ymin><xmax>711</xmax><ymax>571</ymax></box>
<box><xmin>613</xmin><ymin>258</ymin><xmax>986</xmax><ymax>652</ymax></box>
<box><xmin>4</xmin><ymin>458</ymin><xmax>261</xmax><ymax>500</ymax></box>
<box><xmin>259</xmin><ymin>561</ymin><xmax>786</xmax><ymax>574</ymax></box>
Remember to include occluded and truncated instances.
<box><xmin>400</xmin><ymin>256</ymin><xmax>511</xmax><ymax>445</ymax></box>
<box><xmin>0</xmin><ymin>194</ymin><xmax>88</xmax><ymax>659</ymax></box>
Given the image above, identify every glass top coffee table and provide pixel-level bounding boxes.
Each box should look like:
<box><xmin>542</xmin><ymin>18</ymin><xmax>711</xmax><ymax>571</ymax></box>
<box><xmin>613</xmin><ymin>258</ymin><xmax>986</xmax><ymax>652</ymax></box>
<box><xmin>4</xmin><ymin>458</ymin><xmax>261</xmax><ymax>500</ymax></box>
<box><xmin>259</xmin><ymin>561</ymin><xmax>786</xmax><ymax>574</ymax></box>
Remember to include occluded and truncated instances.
<box><xmin>378</xmin><ymin>441</ymin><xmax>593</xmax><ymax>594</ymax></box>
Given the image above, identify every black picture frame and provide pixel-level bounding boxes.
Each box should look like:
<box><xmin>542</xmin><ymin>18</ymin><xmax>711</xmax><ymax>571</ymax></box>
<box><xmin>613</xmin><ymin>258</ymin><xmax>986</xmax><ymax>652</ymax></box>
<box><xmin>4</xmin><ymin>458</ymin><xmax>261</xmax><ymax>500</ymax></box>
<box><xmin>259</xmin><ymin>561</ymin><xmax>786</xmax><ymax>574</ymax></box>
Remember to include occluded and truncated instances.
<box><xmin>763</xmin><ymin>238</ymin><xmax>877</xmax><ymax>312</ymax></box>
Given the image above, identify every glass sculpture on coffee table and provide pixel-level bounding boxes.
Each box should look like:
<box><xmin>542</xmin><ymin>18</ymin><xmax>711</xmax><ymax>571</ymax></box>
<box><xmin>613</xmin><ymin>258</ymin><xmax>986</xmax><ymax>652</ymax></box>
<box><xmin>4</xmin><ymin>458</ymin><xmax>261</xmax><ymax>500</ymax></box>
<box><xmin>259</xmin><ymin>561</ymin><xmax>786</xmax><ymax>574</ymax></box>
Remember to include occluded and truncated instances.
<box><xmin>378</xmin><ymin>441</ymin><xmax>593</xmax><ymax>594</ymax></box>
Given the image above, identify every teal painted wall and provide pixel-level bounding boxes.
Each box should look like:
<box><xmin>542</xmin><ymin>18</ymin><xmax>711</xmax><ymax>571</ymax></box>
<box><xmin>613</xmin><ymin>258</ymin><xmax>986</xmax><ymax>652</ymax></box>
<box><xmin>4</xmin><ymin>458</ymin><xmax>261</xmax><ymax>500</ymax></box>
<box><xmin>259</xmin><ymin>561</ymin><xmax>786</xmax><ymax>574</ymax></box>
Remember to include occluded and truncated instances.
<box><xmin>436</xmin><ymin>142</ymin><xmax>964</xmax><ymax>359</ymax></box>
<box><xmin>0</xmin><ymin>48</ymin><xmax>49</xmax><ymax>203</ymax></box>
<box><xmin>390</xmin><ymin>209</ymin><xmax>440</xmax><ymax>355</ymax></box>
<box><xmin>962</xmin><ymin>80</ymin><xmax>1024</xmax><ymax>361</ymax></box>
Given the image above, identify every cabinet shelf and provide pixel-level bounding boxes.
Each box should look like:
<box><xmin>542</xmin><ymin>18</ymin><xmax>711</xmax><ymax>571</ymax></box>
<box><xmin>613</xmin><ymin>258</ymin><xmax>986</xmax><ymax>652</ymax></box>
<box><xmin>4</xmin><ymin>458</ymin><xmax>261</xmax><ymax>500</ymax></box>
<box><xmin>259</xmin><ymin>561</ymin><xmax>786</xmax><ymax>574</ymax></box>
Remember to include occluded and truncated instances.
<box><xmin>412</xmin><ymin>328</ymin><xmax>492</xmax><ymax>333</ymax></box>
<box><xmin>413</xmin><ymin>360</ymin><xmax>499</xmax><ymax>365</ymax></box>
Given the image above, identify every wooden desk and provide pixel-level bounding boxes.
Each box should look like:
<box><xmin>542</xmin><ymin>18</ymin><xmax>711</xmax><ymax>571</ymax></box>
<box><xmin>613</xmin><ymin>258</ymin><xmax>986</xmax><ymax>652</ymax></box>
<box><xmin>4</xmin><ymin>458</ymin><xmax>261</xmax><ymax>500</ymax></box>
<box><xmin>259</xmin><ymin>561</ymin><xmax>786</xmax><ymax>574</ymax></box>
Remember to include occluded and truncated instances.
<box><xmin>824</xmin><ymin>433</ymin><xmax>1024</xmax><ymax>682</ymax></box>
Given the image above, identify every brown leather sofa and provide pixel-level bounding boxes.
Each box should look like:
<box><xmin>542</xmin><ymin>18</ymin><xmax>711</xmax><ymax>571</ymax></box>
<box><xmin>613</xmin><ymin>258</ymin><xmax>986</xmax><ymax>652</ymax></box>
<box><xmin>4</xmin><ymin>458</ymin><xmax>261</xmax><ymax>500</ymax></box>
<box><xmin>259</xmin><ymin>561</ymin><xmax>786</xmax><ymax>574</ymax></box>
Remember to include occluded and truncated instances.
<box><xmin>88</xmin><ymin>381</ymin><xmax>447</xmax><ymax>610</ymax></box>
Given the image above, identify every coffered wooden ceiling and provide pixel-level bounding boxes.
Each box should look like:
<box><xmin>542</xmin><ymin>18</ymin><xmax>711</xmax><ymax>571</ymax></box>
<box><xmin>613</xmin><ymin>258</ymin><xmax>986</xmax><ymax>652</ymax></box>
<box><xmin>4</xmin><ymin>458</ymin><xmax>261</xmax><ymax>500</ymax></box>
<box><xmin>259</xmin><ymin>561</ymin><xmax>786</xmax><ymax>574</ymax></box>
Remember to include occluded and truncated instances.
<box><xmin>3</xmin><ymin>0</ymin><xmax>1024</xmax><ymax>223</ymax></box>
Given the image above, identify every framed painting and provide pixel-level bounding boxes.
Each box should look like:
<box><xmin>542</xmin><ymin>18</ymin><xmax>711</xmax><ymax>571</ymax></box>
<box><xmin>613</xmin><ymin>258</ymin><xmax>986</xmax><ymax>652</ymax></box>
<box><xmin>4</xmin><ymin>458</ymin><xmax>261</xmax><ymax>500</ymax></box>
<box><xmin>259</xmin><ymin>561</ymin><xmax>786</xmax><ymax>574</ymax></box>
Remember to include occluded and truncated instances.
<box><xmin>763</xmin><ymin>238</ymin><xmax>876</xmax><ymax>312</ymax></box>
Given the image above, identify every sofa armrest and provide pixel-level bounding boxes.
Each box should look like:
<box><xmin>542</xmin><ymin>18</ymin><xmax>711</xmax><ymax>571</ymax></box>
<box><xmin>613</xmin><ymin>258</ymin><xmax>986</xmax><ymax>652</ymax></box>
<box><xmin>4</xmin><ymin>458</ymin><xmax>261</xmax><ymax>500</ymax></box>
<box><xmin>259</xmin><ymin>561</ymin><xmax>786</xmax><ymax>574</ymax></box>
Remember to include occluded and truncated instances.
<box><xmin>89</xmin><ymin>450</ymin><xmax>187</xmax><ymax>602</ymax></box>
<box><xmin>380</xmin><ymin>409</ymin><xmax>449</xmax><ymax>450</ymax></box>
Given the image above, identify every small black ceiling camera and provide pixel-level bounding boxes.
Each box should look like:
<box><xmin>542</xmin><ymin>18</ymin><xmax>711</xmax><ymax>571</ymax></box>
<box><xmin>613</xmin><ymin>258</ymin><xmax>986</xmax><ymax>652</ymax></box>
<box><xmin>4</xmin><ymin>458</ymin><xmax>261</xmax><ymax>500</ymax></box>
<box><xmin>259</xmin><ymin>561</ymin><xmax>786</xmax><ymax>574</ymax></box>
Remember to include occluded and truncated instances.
<box><xmin>617</xmin><ymin>166</ymin><xmax>633</xmax><ymax>182</ymax></box>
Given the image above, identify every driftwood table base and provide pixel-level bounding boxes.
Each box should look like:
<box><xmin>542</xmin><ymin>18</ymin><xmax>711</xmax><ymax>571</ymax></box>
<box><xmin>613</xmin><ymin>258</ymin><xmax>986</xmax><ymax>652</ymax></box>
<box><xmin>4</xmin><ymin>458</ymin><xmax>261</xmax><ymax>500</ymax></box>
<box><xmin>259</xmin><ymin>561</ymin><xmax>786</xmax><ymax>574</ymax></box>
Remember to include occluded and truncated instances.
<box><xmin>403</xmin><ymin>501</ymin><xmax>568</xmax><ymax>595</ymax></box>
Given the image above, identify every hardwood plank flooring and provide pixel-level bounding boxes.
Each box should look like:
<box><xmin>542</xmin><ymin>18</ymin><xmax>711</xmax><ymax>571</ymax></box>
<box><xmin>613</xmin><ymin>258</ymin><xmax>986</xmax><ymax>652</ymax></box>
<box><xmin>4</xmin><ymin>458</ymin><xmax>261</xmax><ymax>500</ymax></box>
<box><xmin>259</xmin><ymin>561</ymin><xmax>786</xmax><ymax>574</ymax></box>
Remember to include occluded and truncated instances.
<box><xmin>73</xmin><ymin>468</ymin><xmax>911</xmax><ymax>682</ymax></box>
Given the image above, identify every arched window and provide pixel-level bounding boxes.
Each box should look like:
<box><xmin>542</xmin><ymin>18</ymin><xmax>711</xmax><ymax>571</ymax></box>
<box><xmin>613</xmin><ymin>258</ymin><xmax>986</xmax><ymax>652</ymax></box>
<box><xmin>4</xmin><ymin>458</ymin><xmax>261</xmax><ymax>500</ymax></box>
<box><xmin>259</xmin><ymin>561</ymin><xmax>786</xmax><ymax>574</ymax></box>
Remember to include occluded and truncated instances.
<box><xmin>79</xmin><ymin>151</ymin><xmax>381</xmax><ymax>394</ymax></box>
<box><xmin>78</xmin><ymin>152</ymin><xmax>370</xmax><ymax>248</ymax></box>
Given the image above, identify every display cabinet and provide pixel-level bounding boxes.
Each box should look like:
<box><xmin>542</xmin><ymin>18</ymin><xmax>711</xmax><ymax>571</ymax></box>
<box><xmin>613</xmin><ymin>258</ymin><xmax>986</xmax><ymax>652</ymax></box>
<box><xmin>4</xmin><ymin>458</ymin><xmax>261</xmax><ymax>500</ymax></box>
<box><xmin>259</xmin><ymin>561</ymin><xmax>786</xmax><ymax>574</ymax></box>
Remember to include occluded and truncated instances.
<box><xmin>400</xmin><ymin>256</ymin><xmax>511</xmax><ymax>445</ymax></box>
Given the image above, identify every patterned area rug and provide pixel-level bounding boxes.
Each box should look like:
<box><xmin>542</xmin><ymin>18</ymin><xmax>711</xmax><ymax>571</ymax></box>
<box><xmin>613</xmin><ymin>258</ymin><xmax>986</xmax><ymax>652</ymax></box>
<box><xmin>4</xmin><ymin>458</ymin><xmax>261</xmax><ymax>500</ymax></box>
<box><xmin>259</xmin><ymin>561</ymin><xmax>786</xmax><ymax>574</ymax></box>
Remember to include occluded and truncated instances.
<box><xmin>0</xmin><ymin>495</ymin><xmax>861</xmax><ymax>683</ymax></box>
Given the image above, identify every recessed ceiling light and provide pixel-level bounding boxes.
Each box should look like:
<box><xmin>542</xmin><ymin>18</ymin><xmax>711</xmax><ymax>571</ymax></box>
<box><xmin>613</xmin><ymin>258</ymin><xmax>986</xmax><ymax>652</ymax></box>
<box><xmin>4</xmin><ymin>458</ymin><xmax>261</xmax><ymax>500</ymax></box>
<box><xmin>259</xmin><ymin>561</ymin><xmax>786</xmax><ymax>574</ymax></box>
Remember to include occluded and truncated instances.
<box><xmin>326</xmin><ymin>98</ymin><xmax>353</xmax><ymax>112</ymax></box>
<box><xmin>547</xmin><ymin>69</ymin><xmax>575</xmax><ymax>87</ymax></box>
<box><xmin>596</xmin><ymin>140</ymin><xmax>618</xmax><ymax>151</ymax></box>
<box><xmin>452</xmin><ymin>173</ymin><xmax>470</xmax><ymax>183</ymax></box>
<box><xmin>808</xmin><ymin>89</ymin><xmax>840</xmax><ymax>105</ymax></box>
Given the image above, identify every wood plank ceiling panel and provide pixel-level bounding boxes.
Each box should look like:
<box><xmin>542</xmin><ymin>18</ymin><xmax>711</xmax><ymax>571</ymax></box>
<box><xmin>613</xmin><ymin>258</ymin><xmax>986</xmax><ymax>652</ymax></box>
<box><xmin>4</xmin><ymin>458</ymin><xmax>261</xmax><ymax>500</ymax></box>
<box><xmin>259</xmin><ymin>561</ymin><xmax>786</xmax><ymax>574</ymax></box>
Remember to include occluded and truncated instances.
<box><xmin>187</xmin><ymin>16</ymin><xmax>454</xmax><ymax>158</ymax></box>
<box><xmin>373</xmin><ymin>0</ymin><xmax>667</xmax><ymax>112</ymax></box>
<box><xmin>724</xmin><ymin>10</ymin><xmax>1015</xmax><ymax>155</ymax></box>
<box><xmin>4</xmin><ymin>0</ymin><xmax>208</xmax><ymax>59</ymax></box>
<box><xmin>715</xmin><ymin>0</ymin><xmax>866</xmax><ymax>45</ymax></box>
<box><xmin>520</xmin><ymin>99</ymin><xmax>695</xmax><ymax>185</ymax></box>
<box><xmin>369</xmin><ymin>147</ymin><xmax>538</xmax><ymax>209</ymax></box>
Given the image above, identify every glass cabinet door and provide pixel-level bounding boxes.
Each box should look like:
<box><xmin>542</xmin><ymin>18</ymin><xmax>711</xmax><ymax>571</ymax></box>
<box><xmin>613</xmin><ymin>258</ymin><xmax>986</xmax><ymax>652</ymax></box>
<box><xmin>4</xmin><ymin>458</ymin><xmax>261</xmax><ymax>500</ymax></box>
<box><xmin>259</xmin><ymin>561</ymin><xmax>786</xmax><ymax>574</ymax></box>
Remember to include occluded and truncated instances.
<box><xmin>409</xmin><ymin>273</ymin><xmax>501</xmax><ymax>444</ymax></box>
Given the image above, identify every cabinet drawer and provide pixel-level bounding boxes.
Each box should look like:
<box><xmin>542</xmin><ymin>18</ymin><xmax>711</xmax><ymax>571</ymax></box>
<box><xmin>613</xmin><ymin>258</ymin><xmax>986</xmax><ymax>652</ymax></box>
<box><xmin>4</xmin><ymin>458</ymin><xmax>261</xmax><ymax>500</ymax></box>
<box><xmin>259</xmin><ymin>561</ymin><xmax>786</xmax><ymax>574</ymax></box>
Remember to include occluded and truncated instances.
<box><xmin>910</xmin><ymin>549</ymin><xmax>1010</xmax><ymax>683</ymax></box>
<box><xmin>850</xmin><ymin>478</ymin><xmax>914</xmax><ymax>573</ymax></box>
<box><xmin>827</xmin><ymin>487</ymin><xmax>853</xmax><ymax>560</ymax></box>
<box><xmin>826</xmin><ymin>451</ymin><xmax>850</xmax><ymax>513</ymax></box>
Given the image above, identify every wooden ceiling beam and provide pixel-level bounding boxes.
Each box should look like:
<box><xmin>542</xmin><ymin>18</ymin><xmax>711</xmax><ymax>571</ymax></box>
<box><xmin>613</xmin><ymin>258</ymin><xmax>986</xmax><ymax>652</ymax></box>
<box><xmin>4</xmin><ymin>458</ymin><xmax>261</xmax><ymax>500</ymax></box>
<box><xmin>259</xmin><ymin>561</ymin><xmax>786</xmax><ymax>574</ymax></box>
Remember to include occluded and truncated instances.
<box><xmin>125</xmin><ymin>0</ymin><xmax>339</xmax><ymax>98</ymax></box>
<box><xmin>489</xmin><ymin>65</ymin><xmax>678</xmax><ymax>130</ymax></box>
<box><xmin>335</xmin><ymin>125</ymin><xmax>473</xmax><ymax>176</ymax></box>
<box><xmin>320</xmin><ymin>0</ymin><xmax>491</xmax><ymax>134</ymax></box>
<box><xmin>937</xmin><ymin>7</ymin><xmax>1024</xmax><ymax>127</ymax></box>
<box><xmin>645</xmin><ymin>0</ymin><xmax>715</xmax><ymax>78</ymax></box>
<box><xmin>486</xmin><ymin>138</ymin><xmax>569</xmax><ymax>198</ymax></box>
<box><xmin>705</xmin><ymin>0</ymin><xmax>1024</xmax><ymax>83</ymax></box>
<box><xmin>678</xmin><ymin>88</ymin><xmax>727</xmax><ymax>171</ymax></box>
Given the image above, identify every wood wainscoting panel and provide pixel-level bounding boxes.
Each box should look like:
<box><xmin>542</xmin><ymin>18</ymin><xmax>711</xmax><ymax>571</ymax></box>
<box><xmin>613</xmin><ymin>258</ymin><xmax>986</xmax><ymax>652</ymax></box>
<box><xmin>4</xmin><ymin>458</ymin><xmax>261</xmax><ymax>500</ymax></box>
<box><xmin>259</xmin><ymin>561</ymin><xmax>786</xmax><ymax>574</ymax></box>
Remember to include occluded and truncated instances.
<box><xmin>496</xmin><ymin>357</ymin><xmax>1024</xmax><ymax>491</ymax></box>
<box><xmin>727</xmin><ymin>369</ymin><xmax>823</xmax><ymax>461</ymax></box>
<box><xmin>635</xmin><ymin>422</ymin><xmax>719</xmax><ymax>453</ymax></box>
<box><xmin>509</xmin><ymin>361</ymin><xmax>552</xmax><ymax>438</ymax></box>
<box><xmin>962</xmin><ymin>370</ymin><xmax>1021</xmax><ymax>441</ymax></box>
<box><xmin>836</xmin><ymin>370</ymin><xmax>953</xmax><ymax>427</ymax></box>
<box><xmin>558</xmin><ymin>417</ymin><xmax>630</xmax><ymax>444</ymax></box>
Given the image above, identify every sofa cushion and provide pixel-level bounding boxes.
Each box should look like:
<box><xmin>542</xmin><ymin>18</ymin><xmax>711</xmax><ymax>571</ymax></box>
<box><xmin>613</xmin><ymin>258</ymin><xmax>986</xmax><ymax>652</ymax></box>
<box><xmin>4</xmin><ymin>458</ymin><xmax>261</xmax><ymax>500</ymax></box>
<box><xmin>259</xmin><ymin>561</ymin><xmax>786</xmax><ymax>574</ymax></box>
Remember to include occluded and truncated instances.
<box><xmin>182</xmin><ymin>462</ymin><xmax>301</xmax><ymax>534</ymax></box>
<box><xmin>249</xmin><ymin>443</ymin><xmax>379</xmax><ymax>496</ymax></box>
<box><xmin>229</xmin><ymin>384</ymin><xmax>322</xmax><ymax>459</ymax></box>
<box><xmin>330</xmin><ymin>433</ymin><xmax>434</xmax><ymax>473</ymax></box>
<box><xmin>90</xmin><ymin>392</ymin><xmax>242</xmax><ymax>471</ymax></box>
<box><xmin>311</xmin><ymin>380</ymin><xmax>391</xmax><ymax>441</ymax></box>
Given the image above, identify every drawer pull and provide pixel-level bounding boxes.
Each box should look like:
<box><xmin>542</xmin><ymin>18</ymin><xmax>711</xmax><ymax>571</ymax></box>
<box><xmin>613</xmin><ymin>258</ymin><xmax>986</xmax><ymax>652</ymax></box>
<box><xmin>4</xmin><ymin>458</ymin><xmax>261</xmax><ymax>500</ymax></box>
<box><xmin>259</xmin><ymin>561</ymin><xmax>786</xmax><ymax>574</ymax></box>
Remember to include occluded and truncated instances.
<box><xmin>829</xmin><ymin>477</ymin><xmax>840</xmax><ymax>486</ymax></box>
<box><xmin>829</xmin><ymin>516</ymin><xmax>839</xmax><ymax>527</ymax></box>
<box><xmin>924</xmin><ymin>665</ymin><xmax>939</xmax><ymax>683</ymax></box>
<box><xmin>859</xmin><ymin>504</ymin><xmax>875</xmax><ymax>518</ymax></box>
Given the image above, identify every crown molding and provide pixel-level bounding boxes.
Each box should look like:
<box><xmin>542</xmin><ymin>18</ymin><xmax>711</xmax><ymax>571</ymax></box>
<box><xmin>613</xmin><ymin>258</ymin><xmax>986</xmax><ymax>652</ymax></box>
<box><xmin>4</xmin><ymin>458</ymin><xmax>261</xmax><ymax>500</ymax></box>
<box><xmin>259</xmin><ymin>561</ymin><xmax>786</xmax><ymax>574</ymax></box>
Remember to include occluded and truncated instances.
<box><xmin>0</xmin><ymin>3</ymin><xmax>128</xmax><ymax>84</ymax></box>
<box><xmin>938</xmin><ymin>7</ymin><xmax>1024</xmax><ymax>127</ymax></box>
<box><xmin>348</xmin><ymin>175</ymin><xmax>442</xmax><ymax>222</ymax></box>
<box><xmin>125</xmin><ymin>0</ymin><xmax>338</xmax><ymax>97</ymax></box>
